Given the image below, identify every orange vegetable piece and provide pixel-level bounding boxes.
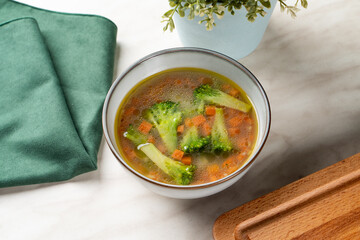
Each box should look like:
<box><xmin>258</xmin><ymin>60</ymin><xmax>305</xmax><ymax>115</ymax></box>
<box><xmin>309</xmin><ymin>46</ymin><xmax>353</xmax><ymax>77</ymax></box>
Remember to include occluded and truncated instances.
<box><xmin>156</xmin><ymin>143</ymin><xmax>167</xmax><ymax>154</ymax></box>
<box><xmin>177</xmin><ymin>124</ymin><xmax>184</xmax><ymax>133</ymax></box>
<box><xmin>222</xmin><ymin>156</ymin><xmax>236</xmax><ymax>168</ymax></box>
<box><xmin>237</xmin><ymin>138</ymin><xmax>249</xmax><ymax>147</ymax></box>
<box><xmin>184</xmin><ymin>118</ymin><xmax>193</xmax><ymax>127</ymax></box>
<box><xmin>207</xmin><ymin>164</ymin><xmax>220</xmax><ymax>174</ymax></box>
<box><xmin>236</xmin><ymin>153</ymin><xmax>247</xmax><ymax>163</ymax></box>
<box><xmin>171</xmin><ymin>149</ymin><xmax>184</xmax><ymax>161</ymax></box>
<box><xmin>227</xmin><ymin>166</ymin><xmax>238</xmax><ymax>174</ymax></box>
<box><xmin>243</xmin><ymin>116</ymin><xmax>253</xmax><ymax>124</ymax></box>
<box><xmin>138</xmin><ymin>120</ymin><xmax>153</xmax><ymax>134</ymax></box>
<box><xmin>210</xmin><ymin>175</ymin><xmax>218</xmax><ymax>182</ymax></box>
<box><xmin>202</xmin><ymin>122</ymin><xmax>212</xmax><ymax>136</ymax></box>
<box><xmin>229</xmin><ymin>88</ymin><xmax>240</xmax><ymax>97</ymax></box>
<box><xmin>225</xmin><ymin>108</ymin><xmax>241</xmax><ymax>118</ymax></box>
<box><xmin>181</xmin><ymin>156</ymin><xmax>192</xmax><ymax>165</ymax></box>
<box><xmin>221</xmin><ymin>84</ymin><xmax>231</xmax><ymax>91</ymax></box>
<box><xmin>228</xmin><ymin>116</ymin><xmax>243</xmax><ymax>127</ymax></box>
<box><xmin>205</xmin><ymin>106</ymin><xmax>216</xmax><ymax>116</ymax></box>
<box><xmin>147</xmin><ymin>135</ymin><xmax>155</xmax><ymax>144</ymax></box>
<box><xmin>127</xmin><ymin>150</ymin><xmax>137</xmax><ymax>160</ymax></box>
<box><xmin>148</xmin><ymin>171</ymin><xmax>161</xmax><ymax>181</ymax></box>
<box><xmin>191</xmin><ymin>114</ymin><xmax>206</xmax><ymax>127</ymax></box>
<box><xmin>207</xmin><ymin>164</ymin><xmax>220</xmax><ymax>182</ymax></box>
<box><xmin>228</xmin><ymin>127</ymin><xmax>240</xmax><ymax>137</ymax></box>
<box><xmin>124</xmin><ymin>106</ymin><xmax>136</xmax><ymax>116</ymax></box>
<box><xmin>237</xmin><ymin>138</ymin><xmax>250</xmax><ymax>152</ymax></box>
<box><xmin>199</xmin><ymin>76</ymin><xmax>213</xmax><ymax>85</ymax></box>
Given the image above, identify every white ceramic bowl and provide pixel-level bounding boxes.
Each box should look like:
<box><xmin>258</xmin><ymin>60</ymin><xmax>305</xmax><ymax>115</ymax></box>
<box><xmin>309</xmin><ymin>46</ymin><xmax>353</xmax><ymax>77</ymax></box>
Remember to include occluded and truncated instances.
<box><xmin>102</xmin><ymin>48</ymin><xmax>271</xmax><ymax>199</ymax></box>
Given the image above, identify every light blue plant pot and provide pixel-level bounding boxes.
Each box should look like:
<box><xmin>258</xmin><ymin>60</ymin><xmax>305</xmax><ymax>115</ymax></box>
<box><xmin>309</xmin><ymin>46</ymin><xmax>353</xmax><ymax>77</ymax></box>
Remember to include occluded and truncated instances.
<box><xmin>174</xmin><ymin>0</ymin><xmax>277</xmax><ymax>59</ymax></box>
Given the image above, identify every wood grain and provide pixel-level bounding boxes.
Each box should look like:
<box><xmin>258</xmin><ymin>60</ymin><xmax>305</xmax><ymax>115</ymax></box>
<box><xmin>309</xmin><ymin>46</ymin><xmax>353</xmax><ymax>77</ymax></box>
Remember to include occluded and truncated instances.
<box><xmin>213</xmin><ymin>153</ymin><xmax>360</xmax><ymax>240</ymax></box>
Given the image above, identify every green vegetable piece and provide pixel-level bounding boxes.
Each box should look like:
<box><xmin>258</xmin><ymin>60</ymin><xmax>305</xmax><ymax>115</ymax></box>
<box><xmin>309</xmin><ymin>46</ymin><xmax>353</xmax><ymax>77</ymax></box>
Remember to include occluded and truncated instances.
<box><xmin>194</xmin><ymin>98</ymin><xmax>205</xmax><ymax>114</ymax></box>
<box><xmin>194</xmin><ymin>84</ymin><xmax>251</xmax><ymax>113</ymax></box>
<box><xmin>143</xmin><ymin>101</ymin><xmax>182</xmax><ymax>153</ymax></box>
<box><xmin>124</xmin><ymin>126</ymin><xmax>195</xmax><ymax>185</ymax></box>
<box><xmin>180</xmin><ymin>126</ymin><xmax>210</xmax><ymax>153</ymax></box>
<box><xmin>123</xmin><ymin>125</ymin><xmax>147</xmax><ymax>146</ymax></box>
<box><xmin>211</xmin><ymin>107</ymin><xmax>232</xmax><ymax>153</ymax></box>
<box><xmin>139</xmin><ymin>143</ymin><xmax>196</xmax><ymax>185</ymax></box>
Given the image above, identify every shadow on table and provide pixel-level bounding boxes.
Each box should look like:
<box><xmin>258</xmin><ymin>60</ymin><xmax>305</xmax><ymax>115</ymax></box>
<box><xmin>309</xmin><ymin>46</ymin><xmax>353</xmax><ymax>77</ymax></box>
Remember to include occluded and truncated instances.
<box><xmin>169</xmin><ymin>21</ymin><xmax>360</xmax><ymax>239</ymax></box>
<box><xmin>173</xmin><ymin>125</ymin><xmax>360</xmax><ymax>240</ymax></box>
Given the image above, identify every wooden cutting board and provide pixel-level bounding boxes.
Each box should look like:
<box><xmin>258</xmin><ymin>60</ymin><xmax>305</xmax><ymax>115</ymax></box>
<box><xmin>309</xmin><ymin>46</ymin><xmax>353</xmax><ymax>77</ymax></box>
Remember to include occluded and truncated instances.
<box><xmin>213</xmin><ymin>153</ymin><xmax>360</xmax><ymax>240</ymax></box>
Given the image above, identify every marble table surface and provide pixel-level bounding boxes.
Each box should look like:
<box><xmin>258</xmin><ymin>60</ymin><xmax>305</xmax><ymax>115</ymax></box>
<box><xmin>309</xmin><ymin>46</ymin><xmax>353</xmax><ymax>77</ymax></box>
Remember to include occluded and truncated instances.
<box><xmin>1</xmin><ymin>0</ymin><xmax>359</xmax><ymax>239</ymax></box>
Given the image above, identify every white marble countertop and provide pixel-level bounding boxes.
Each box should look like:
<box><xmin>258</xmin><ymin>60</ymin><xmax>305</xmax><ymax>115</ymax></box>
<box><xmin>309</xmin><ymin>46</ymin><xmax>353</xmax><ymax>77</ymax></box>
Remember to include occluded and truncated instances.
<box><xmin>1</xmin><ymin>0</ymin><xmax>359</xmax><ymax>239</ymax></box>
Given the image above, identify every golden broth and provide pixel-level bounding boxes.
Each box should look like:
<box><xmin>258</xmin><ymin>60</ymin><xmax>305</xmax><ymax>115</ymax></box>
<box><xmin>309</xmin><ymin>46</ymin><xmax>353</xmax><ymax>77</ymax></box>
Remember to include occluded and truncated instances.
<box><xmin>115</xmin><ymin>68</ymin><xmax>258</xmax><ymax>185</ymax></box>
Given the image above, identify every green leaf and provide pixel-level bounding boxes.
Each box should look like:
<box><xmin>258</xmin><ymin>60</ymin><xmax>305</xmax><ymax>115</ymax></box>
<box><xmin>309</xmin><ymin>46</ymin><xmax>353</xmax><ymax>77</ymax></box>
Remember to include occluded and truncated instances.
<box><xmin>178</xmin><ymin>8</ymin><xmax>185</xmax><ymax>17</ymax></box>
<box><xmin>301</xmin><ymin>0</ymin><xmax>308</xmax><ymax>8</ymax></box>
<box><xmin>163</xmin><ymin>9</ymin><xmax>174</xmax><ymax>18</ymax></box>
<box><xmin>169</xmin><ymin>18</ymin><xmax>175</xmax><ymax>31</ymax></box>
<box><xmin>169</xmin><ymin>1</ymin><xmax>176</xmax><ymax>7</ymax></box>
<box><xmin>259</xmin><ymin>0</ymin><xmax>271</xmax><ymax>9</ymax></box>
<box><xmin>163</xmin><ymin>22</ymin><xmax>169</xmax><ymax>32</ymax></box>
<box><xmin>188</xmin><ymin>8</ymin><xmax>195</xmax><ymax>20</ymax></box>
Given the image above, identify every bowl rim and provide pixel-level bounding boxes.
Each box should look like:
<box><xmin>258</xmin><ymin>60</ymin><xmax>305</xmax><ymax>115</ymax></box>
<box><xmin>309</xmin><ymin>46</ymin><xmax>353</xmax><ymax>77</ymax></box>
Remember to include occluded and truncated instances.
<box><xmin>102</xmin><ymin>47</ymin><xmax>271</xmax><ymax>190</ymax></box>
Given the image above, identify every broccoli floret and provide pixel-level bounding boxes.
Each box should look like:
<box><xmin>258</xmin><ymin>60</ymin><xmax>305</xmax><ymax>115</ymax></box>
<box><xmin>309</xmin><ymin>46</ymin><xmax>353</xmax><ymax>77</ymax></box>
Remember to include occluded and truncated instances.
<box><xmin>194</xmin><ymin>84</ymin><xmax>251</xmax><ymax>113</ymax></box>
<box><xmin>123</xmin><ymin>125</ymin><xmax>147</xmax><ymax>146</ymax></box>
<box><xmin>211</xmin><ymin>107</ymin><xmax>232</xmax><ymax>153</ymax></box>
<box><xmin>194</xmin><ymin>98</ymin><xmax>205</xmax><ymax>114</ymax></box>
<box><xmin>144</xmin><ymin>101</ymin><xmax>182</xmax><ymax>153</ymax></box>
<box><xmin>124</xmin><ymin>126</ymin><xmax>195</xmax><ymax>185</ymax></box>
<box><xmin>140</xmin><ymin>143</ymin><xmax>195</xmax><ymax>185</ymax></box>
<box><xmin>180</xmin><ymin>126</ymin><xmax>210</xmax><ymax>153</ymax></box>
<box><xmin>179</xmin><ymin>99</ymin><xmax>205</xmax><ymax>118</ymax></box>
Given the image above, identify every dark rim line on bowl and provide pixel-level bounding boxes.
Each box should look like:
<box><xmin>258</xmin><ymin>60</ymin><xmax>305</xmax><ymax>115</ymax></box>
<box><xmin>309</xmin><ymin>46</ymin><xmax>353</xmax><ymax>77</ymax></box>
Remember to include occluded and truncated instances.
<box><xmin>102</xmin><ymin>47</ymin><xmax>271</xmax><ymax>190</ymax></box>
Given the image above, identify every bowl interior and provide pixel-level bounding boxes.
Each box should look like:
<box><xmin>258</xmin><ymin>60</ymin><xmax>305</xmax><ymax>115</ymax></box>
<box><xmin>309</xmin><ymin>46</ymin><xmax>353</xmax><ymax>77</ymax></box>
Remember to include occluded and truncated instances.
<box><xmin>103</xmin><ymin>48</ymin><xmax>270</xmax><ymax>187</ymax></box>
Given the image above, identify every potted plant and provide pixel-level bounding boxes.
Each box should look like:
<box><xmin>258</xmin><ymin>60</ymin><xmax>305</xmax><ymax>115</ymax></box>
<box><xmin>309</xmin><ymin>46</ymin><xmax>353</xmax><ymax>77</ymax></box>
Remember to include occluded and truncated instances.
<box><xmin>162</xmin><ymin>0</ymin><xmax>308</xmax><ymax>59</ymax></box>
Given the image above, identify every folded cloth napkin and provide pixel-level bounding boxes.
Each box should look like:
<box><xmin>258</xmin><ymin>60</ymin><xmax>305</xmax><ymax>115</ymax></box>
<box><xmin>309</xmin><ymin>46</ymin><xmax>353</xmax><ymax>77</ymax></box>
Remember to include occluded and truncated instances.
<box><xmin>0</xmin><ymin>0</ymin><xmax>117</xmax><ymax>187</ymax></box>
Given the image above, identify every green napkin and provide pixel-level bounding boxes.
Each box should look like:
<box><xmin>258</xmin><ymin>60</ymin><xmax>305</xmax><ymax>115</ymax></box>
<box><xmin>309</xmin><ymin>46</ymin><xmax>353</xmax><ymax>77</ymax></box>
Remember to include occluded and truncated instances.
<box><xmin>0</xmin><ymin>0</ymin><xmax>117</xmax><ymax>187</ymax></box>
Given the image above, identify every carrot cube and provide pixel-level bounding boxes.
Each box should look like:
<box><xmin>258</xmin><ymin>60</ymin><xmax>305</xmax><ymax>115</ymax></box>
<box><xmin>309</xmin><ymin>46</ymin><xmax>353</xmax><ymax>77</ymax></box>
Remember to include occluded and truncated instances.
<box><xmin>237</xmin><ymin>138</ymin><xmax>249</xmax><ymax>152</ymax></box>
<box><xmin>229</xmin><ymin>88</ymin><xmax>240</xmax><ymax>97</ymax></box>
<box><xmin>199</xmin><ymin>76</ymin><xmax>213</xmax><ymax>85</ymax></box>
<box><xmin>124</xmin><ymin>106</ymin><xmax>136</xmax><ymax>116</ymax></box>
<box><xmin>207</xmin><ymin>164</ymin><xmax>219</xmax><ymax>174</ymax></box>
<box><xmin>127</xmin><ymin>150</ymin><xmax>137</xmax><ymax>160</ymax></box>
<box><xmin>177</xmin><ymin>124</ymin><xmax>184</xmax><ymax>133</ymax></box>
<box><xmin>138</xmin><ymin>120</ymin><xmax>153</xmax><ymax>134</ymax></box>
<box><xmin>222</xmin><ymin>156</ymin><xmax>236</xmax><ymax>168</ymax></box>
<box><xmin>225</xmin><ymin>108</ymin><xmax>240</xmax><ymax>117</ymax></box>
<box><xmin>181</xmin><ymin>156</ymin><xmax>192</xmax><ymax>165</ymax></box>
<box><xmin>228</xmin><ymin>116</ymin><xmax>243</xmax><ymax>127</ymax></box>
<box><xmin>236</xmin><ymin>153</ymin><xmax>246</xmax><ymax>163</ymax></box>
<box><xmin>221</xmin><ymin>84</ymin><xmax>231</xmax><ymax>91</ymax></box>
<box><xmin>171</xmin><ymin>149</ymin><xmax>184</xmax><ymax>161</ymax></box>
<box><xmin>205</xmin><ymin>106</ymin><xmax>216</xmax><ymax>116</ymax></box>
<box><xmin>202</xmin><ymin>122</ymin><xmax>212</xmax><ymax>136</ymax></box>
<box><xmin>243</xmin><ymin>116</ymin><xmax>253</xmax><ymax>124</ymax></box>
<box><xmin>147</xmin><ymin>135</ymin><xmax>155</xmax><ymax>144</ymax></box>
<box><xmin>228</xmin><ymin>127</ymin><xmax>240</xmax><ymax>137</ymax></box>
<box><xmin>191</xmin><ymin>114</ymin><xmax>206</xmax><ymax>127</ymax></box>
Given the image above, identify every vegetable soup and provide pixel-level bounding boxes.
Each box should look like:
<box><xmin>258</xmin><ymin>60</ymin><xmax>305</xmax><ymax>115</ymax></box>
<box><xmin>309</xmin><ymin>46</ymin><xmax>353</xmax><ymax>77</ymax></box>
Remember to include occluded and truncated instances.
<box><xmin>115</xmin><ymin>68</ymin><xmax>257</xmax><ymax>185</ymax></box>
